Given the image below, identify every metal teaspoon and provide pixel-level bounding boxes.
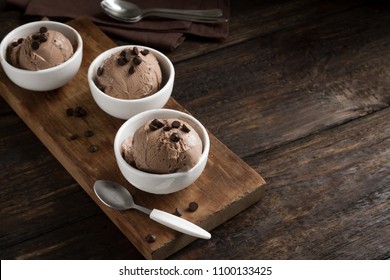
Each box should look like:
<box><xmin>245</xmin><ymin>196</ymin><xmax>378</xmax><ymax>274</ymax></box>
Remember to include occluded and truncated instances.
<box><xmin>93</xmin><ymin>180</ymin><xmax>211</xmax><ymax>239</ymax></box>
<box><xmin>101</xmin><ymin>0</ymin><xmax>228</xmax><ymax>24</ymax></box>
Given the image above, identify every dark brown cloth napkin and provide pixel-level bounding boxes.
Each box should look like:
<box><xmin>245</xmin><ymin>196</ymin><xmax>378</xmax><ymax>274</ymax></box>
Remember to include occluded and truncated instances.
<box><xmin>7</xmin><ymin>0</ymin><xmax>229</xmax><ymax>51</ymax></box>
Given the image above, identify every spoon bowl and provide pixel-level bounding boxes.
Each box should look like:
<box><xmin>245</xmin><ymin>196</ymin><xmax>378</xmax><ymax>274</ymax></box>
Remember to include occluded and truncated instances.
<box><xmin>94</xmin><ymin>180</ymin><xmax>149</xmax><ymax>212</ymax></box>
<box><xmin>101</xmin><ymin>0</ymin><xmax>227</xmax><ymax>23</ymax></box>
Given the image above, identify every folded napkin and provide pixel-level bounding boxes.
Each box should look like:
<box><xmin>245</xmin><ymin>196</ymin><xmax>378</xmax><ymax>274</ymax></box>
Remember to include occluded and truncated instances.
<box><xmin>7</xmin><ymin>0</ymin><xmax>229</xmax><ymax>51</ymax></box>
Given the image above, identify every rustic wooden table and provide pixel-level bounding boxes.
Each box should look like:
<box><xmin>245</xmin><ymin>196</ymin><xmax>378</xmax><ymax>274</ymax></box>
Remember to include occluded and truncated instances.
<box><xmin>1</xmin><ymin>0</ymin><xmax>389</xmax><ymax>260</ymax></box>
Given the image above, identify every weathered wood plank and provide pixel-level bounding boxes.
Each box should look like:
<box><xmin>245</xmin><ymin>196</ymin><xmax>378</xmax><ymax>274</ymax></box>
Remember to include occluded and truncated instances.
<box><xmin>172</xmin><ymin>3</ymin><xmax>390</xmax><ymax>157</ymax></box>
<box><xmin>1</xmin><ymin>213</ymin><xmax>143</xmax><ymax>260</ymax></box>
<box><xmin>169</xmin><ymin>0</ymin><xmax>367</xmax><ymax>62</ymax></box>
<box><xmin>172</xmin><ymin>107</ymin><xmax>390</xmax><ymax>259</ymax></box>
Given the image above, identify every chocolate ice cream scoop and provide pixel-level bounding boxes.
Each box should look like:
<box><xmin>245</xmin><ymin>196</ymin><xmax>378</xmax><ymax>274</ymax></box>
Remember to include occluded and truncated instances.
<box><xmin>121</xmin><ymin>118</ymin><xmax>203</xmax><ymax>174</ymax></box>
<box><xmin>94</xmin><ymin>47</ymin><xmax>162</xmax><ymax>99</ymax></box>
<box><xmin>7</xmin><ymin>26</ymin><xmax>74</xmax><ymax>70</ymax></box>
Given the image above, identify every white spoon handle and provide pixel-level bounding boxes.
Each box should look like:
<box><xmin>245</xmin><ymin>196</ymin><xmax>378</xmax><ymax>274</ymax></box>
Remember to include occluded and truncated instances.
<box><xmin>149</xmin><ymin>209</ymin><xmax>211</xmax><ymax>239</ymax></box>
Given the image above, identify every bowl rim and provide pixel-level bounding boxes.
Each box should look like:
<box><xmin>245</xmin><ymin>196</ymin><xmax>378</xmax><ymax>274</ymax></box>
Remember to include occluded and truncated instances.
<box><xmin>114</xmin><ymin>108</ymin><xmax>210</xmax><ymax>178</ymax></box>
<box><xmin>87</xmin><ymin>45</ymin><xmax>175</xmax><ymax>104</ymax></box>
<box><xmin>0</xmin><ymin>20</ymin><xmax>83</xmax><ymax>74</ymax></box>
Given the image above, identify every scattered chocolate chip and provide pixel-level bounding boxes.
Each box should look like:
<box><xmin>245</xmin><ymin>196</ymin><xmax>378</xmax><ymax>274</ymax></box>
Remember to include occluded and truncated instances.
<box><xmin>17</xmin><ymin>38</ymin><xmax>24</xmax><ymax>44</ymax></box>
<box><xmin>97</xmin><ymin>66</ymin><xmax>104</xmax><ymax>76</ymax></box>
<box><xmin>69</xmin><ymin>134</ymin><xmax>79</xmax><ymax>140</ymax></box>
<box><xmin>128</xmin><ymin>65</ymin><xmax>135</xmax><ymax>75</ymax></box>
<box><xmin>145</xmin><ymin>234</ymin><xmax>156</xmax><ymax>243</ymax></box>
<box><xmin>153</xmin><ymin>119</ymin><xmax>165</xmax><ymax>128</ymax></box>
<box><xmin>149</xmin><ymin>119</ymin><xmax>165</xmax><ymax>130</ymax></box>
<box><xmin>188</xmin><ymin>201</ymin><xmax>199</xmax><ymax>212</ymax></box>
<box><xmin>172</xmin><ymin>120</ymin><xmax>181</xmax><ymax>129</ymax></box>
<box><xmin>39</xmin><ymin>26</ymin><xmax>48</xmax><ymax>33</ymax></box>
<box><xmin>84</xmin><ymin>130</ymin><xmax>94</xmax><ymax>138</ymax></box>
<box><xmin>181</xmin><ymin>124</ymin><xmax>191</xmax><ymax>133</ymax></box>
<box><xmin>149</xmin><ymin>123</ymin><xmax>158</xmax><ymax>130</ymax></box>
<box><xmin>170</xmin><ymin>133</ymin><xmax>181</xmax><ymax>142</ymax></box>
<box><xmin>133</xmin><ymin>55</ymin><xmax>142</xmax><ymax>65</ymax></box>
<box><xmin>132</xmin><ymin>47</ymin><xmax>139</xmax><ymax>55</ymax></box>
<box><xmin>31</xmin><ymin>41</ymin><xmax>40</xmax><ymax>50</ymax></box>
<box><xmin>163</xmin><ymin>126</ymin><xmax>171</xmax><ymax>131</ymax></box>
<box><xmin>32</xmin><ymin>34</ymin><xmax>39</xmax><ymax>40</ymax></box>
<box><xmin>88</xmin><ymin>145</ymin><xmax>98</xmax><ymax>153</ymax></box>
<box><xmin>174</xmin><ymin>208</ymin><xmax>182</xmax><ymax>217</ymax></box>
<box><xmin>11</xmin><ymin>41</ymin><xmax>19</xmax><ymax>47</ymax></box>
<box><xmin>117</xmin><ymin>57</ymin><xmax>127</xmax><ymax>66</ymax></box>
<box><xmin>38</xmin><ymin>33</ymin><xmax>47</xmax><ymax>42</ymax></box>
<box><xmin>124</xmin><ymin>51</ymin><xmax>132</xmax><ymax>62</ymax></box>
<box><xmin>141</xmin><ymin>49</ymin><xmax>149</xmax><ymax>56</ymax></box>
<box><xmin>74</xmin><ymin>106</ymin><xmax>87</xmax><ymax>117</ymax></box>
<box><xmin>66</xmin><ymin>108</ymin><xmax>74</xmax><ymax>116</ymax></box>
<box><xmin>119</xmin><ymin>50</ymin><xmax>131</xmax><ymax>63</ymax></box>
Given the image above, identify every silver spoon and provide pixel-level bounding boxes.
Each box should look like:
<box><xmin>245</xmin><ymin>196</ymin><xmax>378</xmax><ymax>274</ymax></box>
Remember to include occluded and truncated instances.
<box><xmin>94</xmin><ymin>180</ymin><xmax>211</xmax><ymax>239</ymax></box>
<box><xmin>101</xmin><ymin>0</ymin><xmax>228</xmax><ymax>24</ymax></box>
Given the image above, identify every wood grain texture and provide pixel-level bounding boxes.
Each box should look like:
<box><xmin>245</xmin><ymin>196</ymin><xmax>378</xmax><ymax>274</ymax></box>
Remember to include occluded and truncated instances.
<box><xmin>173</xmin><ymin>3</ymin><xmax>390</xmax><ymax>157</ymax></box>
<box><xmin>0</xmin><ymin>17</ymin><xmax>265</xmax><ymax>259</ymax></box>
<box><xmin>172</xmin><ymin>107</ymin><xmax>390</xmax><ymax>259</ymax></box>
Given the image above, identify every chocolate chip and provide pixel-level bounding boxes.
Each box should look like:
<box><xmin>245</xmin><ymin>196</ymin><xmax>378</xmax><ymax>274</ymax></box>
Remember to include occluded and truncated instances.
<box><xmin>32</xmin><ymin>34</ymin><xmax>39</xmax><ymax>40</ymax></box>
<box><xmin>120</xmin><ymin>50</ymin><xmax>127</xmax><ymax>57</ymax></box>
<box><xmin>38</xmin><ymin>33</ymin><xmax>47</xmax><ymax>42</ymax></box>
<box><xmin>149</xmin><ymin>119</ymin><xmax>165</xmax><ymax>131</ymax></box>
<box><xmin>66</xmin><ymin>108</ymin><xmax>74</xmax><ymax>116</ymax></box>
<box><xmin>74</xmin><ymin>106</ymin><xmax>87</xmax><ymax>117</ymax></box>
<box><xmin>17</xmin><ymin>38</ymin><xmax>24</xmax><ymax>44</ymax></box>
<box><xmin>69</xmin><ymin>134</ymin><xmax>79</xmax><ymax>140</ymax></box>
<box><xmin>141</xmin><ymin>49</ymin><xmax>149</xmax><ymax>56</ymax></box>
<box><xmin>174</xmin><ymin>208</ymin><xmax>182</xmax><ymax>217</ymax></box>
<box><xmin>133</xmin><ymin>55</ymin><xmax>142</xmax><ymax>65</ymax></box>
<box><xmin>170</xmin><ymin>133</ymin><xmax>181</xmax><ymax>142</ymax></box>
<box><xmin>163</xmin><ymin>126</ymin><xmax>171</xmax><ymax>131</ymax></box>
<box><xmin>31</xmin><ymin>41</ymin><xmax>40</xmax><ymax>50</ymax></box>
<box><xmin>11</xmin><ymin>41</ymin><xmax>19</xmax><ymax>47</ymax></box>
<box><xmin>84</xmin><ymin>130</ymin><xmax>94</xmax><ymax>138</ymax></box>
<box><xmin>149</xmin><ymin>124</ymin><xmax>158</xmax><ymax>131</ymax></box>
<box><xmin>97</xmin><ymin>66</ymin><xmax>104</xmax><ymax>76</ymax></box>
<box><xmin>153</xmin><ymin>119</ymin><xmax>165</xmax><ymax>127</ymax></box>
<box><xmin>188</xmin><ymin>202</ymin><xmax>199</xmax><ymax>212</ymax></box>
<box><xmin>88</xmin><ymin>145</ymin><xmax>98</xmax><ymax>153</ymax></box>
<box><xmin>132</xmin><ymin>47</ymin><xmax>139</xmax><ymax>55</ymax></box>
<box><xmin>172</xmin><ymin>120</ymin><xmax>181</xmax><ymax>129</ymax></box>
<box><xmin>117</xmin><ymin>57</ymin><xmax>127</xmax><ymax>66</ymax></box>
<box><xmin>145</xmin><ymin>234</ymin><xmax>156</xmax><ymax>243</ymax></box>
<box><xmin>128</xmin><ymin>65</ymin><xmax>135</xmax><ymax>75</ymax></box>
<box><xmin>124</xmin><ymin>51</ymin><xmax>132</xmax><ymax>62</ymax></box>
<box><xmin>39</xmin><ymin>26</ymin><xmax>48</xmax><ymax>33</ymax></box>
<box><xmin>181</xmin><ymin>124</ymin><xmax>191</xmax><ymax>133</ymax></box>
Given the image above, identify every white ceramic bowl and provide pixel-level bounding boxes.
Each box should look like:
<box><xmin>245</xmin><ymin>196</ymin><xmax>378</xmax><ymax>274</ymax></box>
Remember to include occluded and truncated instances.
<box><xmin>114</xmin><ymin>109</ymin><xmax>210</xmax><ymax>194</ymax></box>
<box><xmin>0</xmin><ymin>21</ymin><xmax>83</xmax><ymax>91</ymax></box>
<box><xmin>88</xmin><ymin>45</ymin><xmax>174</xmax><ymax>120</ymax></box>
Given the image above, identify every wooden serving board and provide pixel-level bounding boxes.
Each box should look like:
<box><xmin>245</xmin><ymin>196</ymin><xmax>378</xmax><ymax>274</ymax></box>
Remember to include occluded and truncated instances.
<box><xmin>0</xmin><ymin>17</ymin><xmax>266</xmax><ymax>259</ymax></box>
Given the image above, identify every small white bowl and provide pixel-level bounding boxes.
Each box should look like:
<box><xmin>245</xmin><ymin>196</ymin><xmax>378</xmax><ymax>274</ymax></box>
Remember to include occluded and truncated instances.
<box><xmin>0</xmin><ymin>21</ymin><xmax>83</xmax><ymax>91</ymax></box>
<box><xmin>88</xmin><ymin>45</ymin><xmax>174</xmax><ymax>120</ymax></box>
<box><xmin>114</xmin><ymin>109</ymin><xmax>210</xmax><ymax>194</ymax></box>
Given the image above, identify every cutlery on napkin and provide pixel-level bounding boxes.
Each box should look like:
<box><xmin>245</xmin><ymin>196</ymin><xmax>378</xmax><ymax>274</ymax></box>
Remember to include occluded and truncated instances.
<box><xmin>7</xmin><ymin>0</ymin><xmax>230</xmax><ymax>51</ymax></box>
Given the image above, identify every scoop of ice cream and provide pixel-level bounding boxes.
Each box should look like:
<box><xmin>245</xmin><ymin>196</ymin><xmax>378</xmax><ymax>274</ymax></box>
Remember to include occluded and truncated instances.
<box><xmin>95</xmin><ymin>47</ymin><xmax>162</xmax><ymax>99</ymax></box>
<box><xmin>7</xmin><ymin>26</ymin><xmax>74</xmax><ymax>70</ymax></box>
<box><xmin>121</xmin><ymin>118</ymin><xmax>203</xmax><ymax>174</ymax></box>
